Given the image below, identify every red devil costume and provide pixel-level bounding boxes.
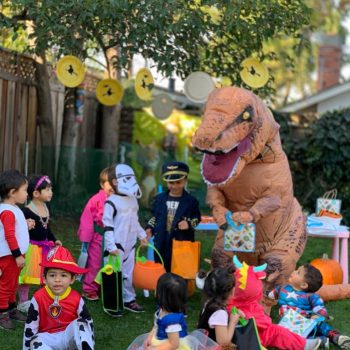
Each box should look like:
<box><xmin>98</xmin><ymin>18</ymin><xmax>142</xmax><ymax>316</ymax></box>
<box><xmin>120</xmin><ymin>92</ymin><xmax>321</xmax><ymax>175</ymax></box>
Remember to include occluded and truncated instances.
<box><xmin>227</xmin><ymin>256</ymin><xmax>316</xmax><ymax>350</ymax></box>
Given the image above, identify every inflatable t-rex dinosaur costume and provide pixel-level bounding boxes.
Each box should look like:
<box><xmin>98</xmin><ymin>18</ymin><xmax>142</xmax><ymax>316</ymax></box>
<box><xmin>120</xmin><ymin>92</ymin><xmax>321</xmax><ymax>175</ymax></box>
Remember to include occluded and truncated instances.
<box><xmin>192</xmin><ymin>86</ymin><xmax>307</xmax><ymax>289</ymax></box>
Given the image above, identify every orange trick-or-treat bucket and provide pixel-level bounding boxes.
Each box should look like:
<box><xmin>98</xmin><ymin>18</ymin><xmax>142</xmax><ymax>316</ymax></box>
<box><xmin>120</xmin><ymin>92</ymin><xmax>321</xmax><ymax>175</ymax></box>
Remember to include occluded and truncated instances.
<box><xmin>133</xmin><ymin>244</ymin><xmax>166</xmax><ymax>291</ymax></box>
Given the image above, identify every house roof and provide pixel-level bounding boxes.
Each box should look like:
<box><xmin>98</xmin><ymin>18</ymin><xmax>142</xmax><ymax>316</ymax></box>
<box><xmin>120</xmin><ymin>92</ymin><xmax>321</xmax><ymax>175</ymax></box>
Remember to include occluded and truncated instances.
<box><xmin>279</xmin><ymin>80</ymin><xmax>350</xmax><ymax>113</ymax></box>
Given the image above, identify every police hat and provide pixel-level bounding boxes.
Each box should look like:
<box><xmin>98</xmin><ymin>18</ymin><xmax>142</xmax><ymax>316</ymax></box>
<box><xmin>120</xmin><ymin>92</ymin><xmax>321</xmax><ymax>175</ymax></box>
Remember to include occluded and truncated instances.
<box><xmin>162</xmin><ymin>161</ymin><xmax>189</xmax><ymax>182</ymax></box>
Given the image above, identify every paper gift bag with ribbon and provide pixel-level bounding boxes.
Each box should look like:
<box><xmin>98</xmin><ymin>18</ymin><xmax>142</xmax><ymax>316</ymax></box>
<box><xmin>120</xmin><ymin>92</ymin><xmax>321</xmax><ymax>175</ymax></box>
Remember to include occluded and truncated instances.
<box><xmin>278</xmin><ymin>308</ymin><xmax>318</xmax><ymax>338</ymax></box>
<box><xmin>171</xmin><ymin>239</ymin><xmax>201</xmax><ymax>279</ymax></box>
<box><xmin>95</xmin><ymin>255</ymin><xmax>124</xmax><ymax>314</ymax></box>
<box><xmin>316</xmin><ymin>189</ymin><xmax>341</xmax><ymax>215</ymax></box>
<box><xmin>224</xmin><ymin>211</ymin><xmax>256</xmax><ymax>253</ymax></box>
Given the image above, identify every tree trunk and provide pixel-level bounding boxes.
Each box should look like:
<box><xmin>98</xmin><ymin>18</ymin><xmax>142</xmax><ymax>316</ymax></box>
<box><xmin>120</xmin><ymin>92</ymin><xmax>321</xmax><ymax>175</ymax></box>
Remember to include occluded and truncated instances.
<box><xmin>61</xmin><ymin>88</ymin><xmax>79</xmax><ymax>147</ymax></box>
<box><xmin>34</xmin><ymin>58</ymin><xmax>55</xmax><ymax>177</ymax></box>
<box><xmin>56</xmin><ymin>89</ymin><xmax>80</xmax><ymax>205</ymax></box>
<box><xmin>101</xmin><ymin>104</ymin><xmax>121</xmax><ymax>151</ymax></box>
<box><xmin>100</xmin><ymin>47</ymin><xmax>121</xmax><ymax>154</ymax></box>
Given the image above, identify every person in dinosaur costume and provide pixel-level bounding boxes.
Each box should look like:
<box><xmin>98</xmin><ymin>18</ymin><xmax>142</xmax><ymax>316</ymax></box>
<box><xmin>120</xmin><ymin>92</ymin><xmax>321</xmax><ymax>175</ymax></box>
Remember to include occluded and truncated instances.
<box><xmin>192</xmin><ymin>86</ymin><xmax>307</xmax><ymax>290</ymax></box>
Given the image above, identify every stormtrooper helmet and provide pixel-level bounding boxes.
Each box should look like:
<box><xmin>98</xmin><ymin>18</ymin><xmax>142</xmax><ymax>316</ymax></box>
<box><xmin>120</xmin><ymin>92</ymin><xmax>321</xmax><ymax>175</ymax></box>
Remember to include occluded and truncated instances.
<box><xmin>115</xmin><ymin>164</ymin><xmax>142</xmax><ymax>198</ymax></box>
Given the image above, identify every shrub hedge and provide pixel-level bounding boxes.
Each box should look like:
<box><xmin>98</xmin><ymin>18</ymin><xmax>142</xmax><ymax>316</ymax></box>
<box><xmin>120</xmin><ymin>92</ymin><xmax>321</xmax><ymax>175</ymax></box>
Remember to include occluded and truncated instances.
<box><xmin>274</xmin><ymin>108</ymin><xmax>350</xmax><ymax>225</ymax></box>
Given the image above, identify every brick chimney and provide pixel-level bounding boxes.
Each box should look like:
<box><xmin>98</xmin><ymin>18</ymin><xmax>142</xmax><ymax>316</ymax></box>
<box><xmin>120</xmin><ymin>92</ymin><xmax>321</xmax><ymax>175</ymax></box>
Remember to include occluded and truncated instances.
<box><xmin>317</xmin><ymin>34</ymin><xmax>342</xmax><ymax>91</ymax></box>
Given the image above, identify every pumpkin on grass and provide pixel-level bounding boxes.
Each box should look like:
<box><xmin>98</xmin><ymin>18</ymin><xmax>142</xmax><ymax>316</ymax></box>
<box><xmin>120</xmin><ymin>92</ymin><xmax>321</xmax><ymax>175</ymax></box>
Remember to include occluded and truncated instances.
<box><xmin>310</xmin><ymin>253</ymin><xmax>343</xmax><ymax>285</ymax></box>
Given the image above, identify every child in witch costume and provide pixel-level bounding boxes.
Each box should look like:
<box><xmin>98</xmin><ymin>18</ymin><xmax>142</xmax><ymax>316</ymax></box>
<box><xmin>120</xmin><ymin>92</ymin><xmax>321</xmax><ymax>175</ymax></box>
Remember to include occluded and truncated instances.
<box><xmin>23</xmin><ymin>246</ymin><xmax>94</xmax><ymax>350</ymax></box>
<box><xmin>102</xmin><ymin>164</ymin><xmax>148</xmax><ymax>315</ymax></box>
<box><xmin>146</xmin><ymin>161</ymin><xmax>201</xmax><ymax>272</ymax></box>
<box><xmin>19</xmin><ymin>175</ymin><xmax>62</xmax><ymax>310</ymax></box>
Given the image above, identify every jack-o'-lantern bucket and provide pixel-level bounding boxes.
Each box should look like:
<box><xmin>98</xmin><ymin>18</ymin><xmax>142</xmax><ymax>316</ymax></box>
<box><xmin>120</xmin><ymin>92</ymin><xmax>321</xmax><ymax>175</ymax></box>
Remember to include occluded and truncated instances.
<box><xmin>133</xmin><ymin>244</ymin><xmax>166</xmax><ymax>291</ymax></box>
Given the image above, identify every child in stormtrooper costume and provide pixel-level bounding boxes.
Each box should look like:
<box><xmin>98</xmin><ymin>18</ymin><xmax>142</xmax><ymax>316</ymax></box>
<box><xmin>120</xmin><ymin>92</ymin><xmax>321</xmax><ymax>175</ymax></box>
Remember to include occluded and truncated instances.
<box><xmin>103</xmin><ymin>164</ymin><xmax>148</xmax><ymax>314</ymax></box>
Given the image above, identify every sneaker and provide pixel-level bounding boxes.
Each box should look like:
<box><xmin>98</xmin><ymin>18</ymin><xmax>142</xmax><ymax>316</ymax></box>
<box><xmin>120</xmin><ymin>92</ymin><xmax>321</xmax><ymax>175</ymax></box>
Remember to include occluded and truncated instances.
<box><xmin>124</xmin><ymin>300</ymin><xmax>145</xmax><ymax>313</ymax></box>
<box><xmin>9</xmin><ymin>308</ymin><xmax>27</xmax><ymax>322</ymax></box>
<box><xmin>82</xmin><ymin>292</ymin><xmax>99</xmax><ymax>301</ymax></box>
<box><xmin>305</xmin><ymin>338</ymin><xmax>321</xmax><ymax>350</ymax></box>
<box><xmin>0</xmin><ymin>312</ymin><xmax>15</xmax><ymax>330</ymax></box>
<box><xmin>17</xmin><ymin>300</ymin><xmax>31</xmax><ymax>313</ymax></box>
<box><xmin>334</xmin><ymin>335</ymin><xmax>350</xmax><ymax>350</ymax></box>
<box><xmin>82</xmin><ymin>341</ymin><xmax>93</xmax><ymax>350</ymax></box>
<box><xmin>103</xmin><ymin>309</ymin><xmax>123</xmax><ymax>317</ymax></box>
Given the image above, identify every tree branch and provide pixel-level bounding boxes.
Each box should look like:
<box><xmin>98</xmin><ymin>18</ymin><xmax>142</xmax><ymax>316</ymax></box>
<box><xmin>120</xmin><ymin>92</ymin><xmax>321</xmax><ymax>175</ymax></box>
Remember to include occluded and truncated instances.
<box><xmin>85</xmin><ymin>55</ymin><xmax>108</xmax><ymax>70</ymax></box>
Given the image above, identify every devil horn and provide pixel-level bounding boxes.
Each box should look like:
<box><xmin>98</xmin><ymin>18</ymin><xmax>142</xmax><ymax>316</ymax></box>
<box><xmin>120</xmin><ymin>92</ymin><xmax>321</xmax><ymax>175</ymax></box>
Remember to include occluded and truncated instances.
<box><xmin>253</xmin><ymin>263</ymin><xmax>267</xmax><ymax>272</ymax></box>
<box><xmin>233</xmin><ymin>255</ymin><xmax>243</xmax><ymax>268</ymax></box>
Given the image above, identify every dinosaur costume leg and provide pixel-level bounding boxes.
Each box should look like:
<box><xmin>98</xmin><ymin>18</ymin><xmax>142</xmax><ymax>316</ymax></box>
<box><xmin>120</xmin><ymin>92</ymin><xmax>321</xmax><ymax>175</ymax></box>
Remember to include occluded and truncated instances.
<box><xmin>261</xmin><ymin>205</ymin><xmax>307</xmax><ymax>291</ymax></box>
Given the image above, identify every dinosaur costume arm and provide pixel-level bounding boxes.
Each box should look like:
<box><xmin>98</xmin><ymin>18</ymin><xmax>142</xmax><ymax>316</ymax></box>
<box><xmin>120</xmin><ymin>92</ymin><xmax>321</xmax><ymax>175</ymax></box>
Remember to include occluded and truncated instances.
<box><xmin>206</xmin><ymin>186</ymin><xmax>228</xmax><ymax>226</ymax></box>
<box><xmin>207</xmin><ymin>186</ymin><xmax>282</xmax><ymax>225</ymax></box>
<box><xmin>249</xmin><ymin>194</ymin><xmax>282</xmax><ymax>222</ymax></box>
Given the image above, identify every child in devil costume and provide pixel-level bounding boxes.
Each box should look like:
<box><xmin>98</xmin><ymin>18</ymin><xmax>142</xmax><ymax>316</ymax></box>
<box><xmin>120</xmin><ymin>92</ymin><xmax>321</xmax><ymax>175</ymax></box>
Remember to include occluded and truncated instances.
<box><xmin>226</xmin><ymin>256</ymin><xmax>321</xmax><ymax>350</ymax></box>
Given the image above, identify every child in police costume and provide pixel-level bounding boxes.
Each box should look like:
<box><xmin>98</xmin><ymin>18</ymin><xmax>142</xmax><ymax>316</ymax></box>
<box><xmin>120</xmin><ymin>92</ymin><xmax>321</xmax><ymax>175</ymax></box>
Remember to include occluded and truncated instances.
<box><xmin>146</xmin><ymin>161</ymin><xmax>201</xmax><ymax>272</ymax></box>
<box><xmin>23</xmin><ymin>246</ymin><xmax>94</xmax><ymax>350</ymax></box>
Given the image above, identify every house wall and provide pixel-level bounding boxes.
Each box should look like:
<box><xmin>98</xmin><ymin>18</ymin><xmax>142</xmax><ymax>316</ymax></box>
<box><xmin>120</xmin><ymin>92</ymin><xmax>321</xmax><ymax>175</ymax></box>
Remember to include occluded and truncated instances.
<box><xmin>318</xmin><ymin>90</ymin><xmax>350</xmax><ymax>115</ymax></box>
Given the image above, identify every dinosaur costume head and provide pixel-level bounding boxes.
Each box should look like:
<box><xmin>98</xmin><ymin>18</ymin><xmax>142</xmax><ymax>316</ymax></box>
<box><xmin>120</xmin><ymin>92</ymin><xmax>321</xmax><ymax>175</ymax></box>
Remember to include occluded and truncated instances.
<box><xmin>192</xmin><ymin>86</ymin><xmax>279</xmax><ymax>185</ymax></box>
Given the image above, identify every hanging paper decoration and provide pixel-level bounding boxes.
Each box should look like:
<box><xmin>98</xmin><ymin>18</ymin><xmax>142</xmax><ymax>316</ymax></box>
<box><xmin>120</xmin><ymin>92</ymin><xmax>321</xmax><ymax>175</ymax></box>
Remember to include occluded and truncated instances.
<box><xmin>151</xmin><ymin>93</ymin><xmax>174</xmax><ymax>120</ymax></box>
<box><xmin>240</xmin><ymin>58</ymin><xmax>269</xmax><ymax>89</ymax></box>
<box><xmin>56</xmin><ymin>55</ymin><xmax>86</xmax><ymax>88</ymax></box>
<box><xmin>135</xmin><ymin>68</ymin><xmax>154</xmax><ymax>101</ymax></box>
<box><xmin>96</xmin><ymin>79</ymin><xmax>124</xmax><ymax>106</ymax></box>
<box><xmin>184</xmin><ymin>71</ymin><xmax>215</xmax><ymax>103</ymax></box>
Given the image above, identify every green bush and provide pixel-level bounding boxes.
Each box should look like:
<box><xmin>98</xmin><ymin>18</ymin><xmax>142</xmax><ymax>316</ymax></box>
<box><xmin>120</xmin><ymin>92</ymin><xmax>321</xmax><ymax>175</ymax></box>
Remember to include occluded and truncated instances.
<box><xmin>275</xmin><ymin>108</ymin><xmax>350</xmax><ymax>224</ymax></box>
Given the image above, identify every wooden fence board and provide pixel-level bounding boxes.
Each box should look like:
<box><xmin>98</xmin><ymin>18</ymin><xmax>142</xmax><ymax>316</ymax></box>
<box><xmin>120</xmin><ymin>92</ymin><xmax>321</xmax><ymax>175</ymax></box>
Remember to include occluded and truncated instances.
<box><xmin>3</xmin><ymin>81</ymin><xmax>15</xmax><ymax>169</ymax></box>
<box><xmin>0</xmin><ymin>79</ymin><xmax>5</xmax><ymax>170</ymax></box>
<box><xmin>27</xmin><ymin>86</ymin><xmax>37</xmax><ymax>146</ymax></box>
<box><xmin>15</xmin><ymin>84</ymin><xmax>29</xmax><ymax>170</ymax></box>
<box><xmin>0</xmin><ymin>48</ymin><xmax>101</xmax><ymax>173</ymax></box>
<box><xmin>56</xmin><ymin>90</ymin><xmax>64</xmax><ymax>148</ymax></box>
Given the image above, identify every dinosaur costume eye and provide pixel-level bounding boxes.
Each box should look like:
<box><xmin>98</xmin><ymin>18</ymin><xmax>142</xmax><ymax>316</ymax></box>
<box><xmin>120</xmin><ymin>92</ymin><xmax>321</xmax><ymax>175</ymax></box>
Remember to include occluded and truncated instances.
<box><xmin>243</xmin><ymin>111</ymin><xmax>251</xmax><ymax>120</ymax></box>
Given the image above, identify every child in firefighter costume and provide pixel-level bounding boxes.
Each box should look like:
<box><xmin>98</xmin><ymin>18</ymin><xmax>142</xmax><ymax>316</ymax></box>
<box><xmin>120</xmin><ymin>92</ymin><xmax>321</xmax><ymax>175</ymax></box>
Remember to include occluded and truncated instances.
<box><xmin>23</xmin><ymin>246</ymin><xmax>94</xmax><ymax>350</ymax></box>
<box><xmin>102</xmin><ymin>164</ymin><xmax>148</xmax><ymax>315</ymax></box>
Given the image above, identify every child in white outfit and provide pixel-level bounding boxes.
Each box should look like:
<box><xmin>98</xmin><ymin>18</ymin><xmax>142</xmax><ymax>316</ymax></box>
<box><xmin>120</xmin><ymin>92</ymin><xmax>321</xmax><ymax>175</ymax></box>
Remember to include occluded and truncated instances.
<box><xmin>102</xmin><ymin>164</ymin><xmax>148</xmax><ymax>315</ymax></box>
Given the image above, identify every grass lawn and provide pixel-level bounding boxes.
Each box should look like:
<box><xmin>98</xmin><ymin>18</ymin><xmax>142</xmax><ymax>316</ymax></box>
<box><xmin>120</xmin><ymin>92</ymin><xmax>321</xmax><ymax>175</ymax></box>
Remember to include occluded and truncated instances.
<box><xmin>1</xmin><ymin>216</ymin><xmax>349</xmax><ymax>349</ymax></box>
